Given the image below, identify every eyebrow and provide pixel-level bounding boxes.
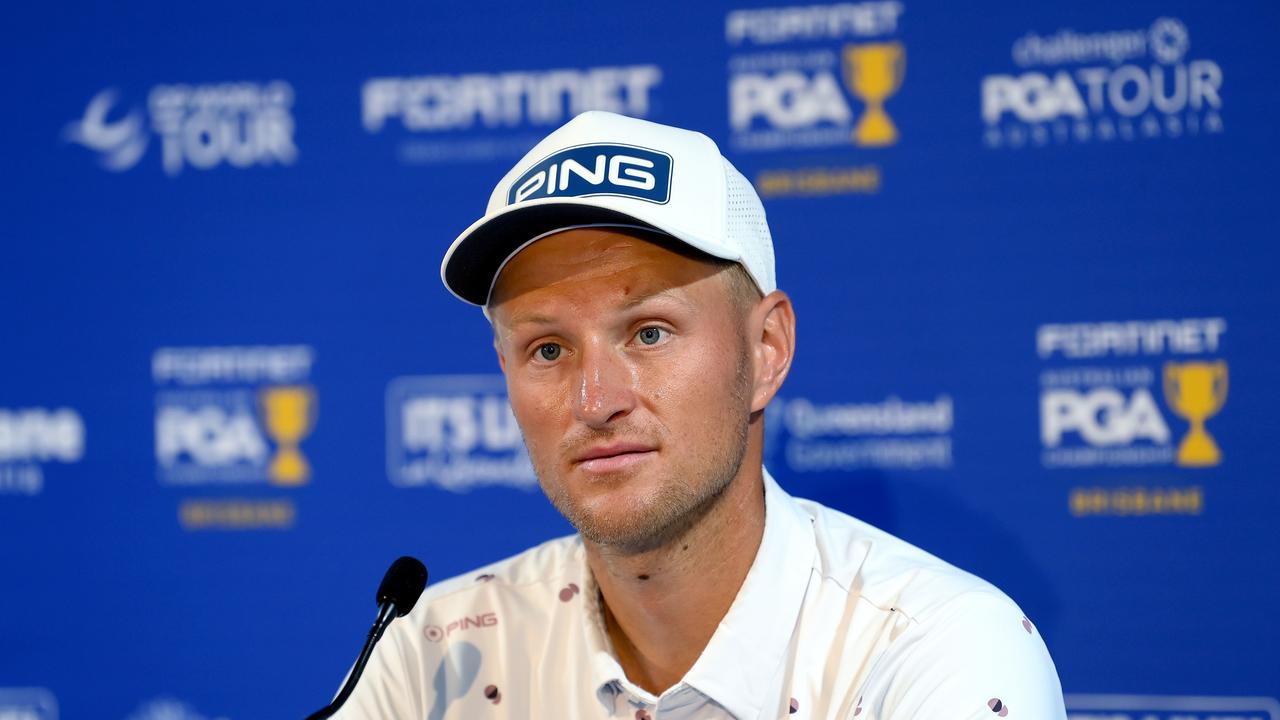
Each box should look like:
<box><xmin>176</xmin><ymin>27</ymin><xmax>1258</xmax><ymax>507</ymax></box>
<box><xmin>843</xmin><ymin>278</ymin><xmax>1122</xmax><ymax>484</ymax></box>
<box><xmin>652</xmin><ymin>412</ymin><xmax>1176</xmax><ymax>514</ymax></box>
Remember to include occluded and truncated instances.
<box><xmin>619</xmin><ymin>287</ymin><xmax>695</xmax><ymax>312</ymax></box>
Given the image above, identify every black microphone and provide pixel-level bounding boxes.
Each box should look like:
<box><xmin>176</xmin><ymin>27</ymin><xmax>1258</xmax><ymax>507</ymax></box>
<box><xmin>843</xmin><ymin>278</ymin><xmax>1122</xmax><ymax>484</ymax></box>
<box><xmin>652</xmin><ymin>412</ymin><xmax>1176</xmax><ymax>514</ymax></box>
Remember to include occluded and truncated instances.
<box><xmin>305</xmin><ymin>556</ymin><xmax>428</xmax><ymax>720</ymax></box>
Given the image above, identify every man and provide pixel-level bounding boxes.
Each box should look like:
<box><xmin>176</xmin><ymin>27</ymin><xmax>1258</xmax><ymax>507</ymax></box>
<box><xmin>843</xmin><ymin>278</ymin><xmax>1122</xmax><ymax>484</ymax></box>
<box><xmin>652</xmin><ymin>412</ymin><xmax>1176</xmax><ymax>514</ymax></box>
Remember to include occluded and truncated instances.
<box><xmin>340</xmin><ymin>112</ymin><xmax>1066</xmax><ymax>719</ymax></box>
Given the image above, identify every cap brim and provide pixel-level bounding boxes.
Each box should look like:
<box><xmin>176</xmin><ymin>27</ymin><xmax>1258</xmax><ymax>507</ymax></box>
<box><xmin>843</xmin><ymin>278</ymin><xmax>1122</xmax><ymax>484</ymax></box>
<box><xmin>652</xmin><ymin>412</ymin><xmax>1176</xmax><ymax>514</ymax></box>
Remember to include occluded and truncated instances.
<box><xmin>441</xmin><ymin>199</ymin><xmax>739</xmax><ymax>306</ymax></box>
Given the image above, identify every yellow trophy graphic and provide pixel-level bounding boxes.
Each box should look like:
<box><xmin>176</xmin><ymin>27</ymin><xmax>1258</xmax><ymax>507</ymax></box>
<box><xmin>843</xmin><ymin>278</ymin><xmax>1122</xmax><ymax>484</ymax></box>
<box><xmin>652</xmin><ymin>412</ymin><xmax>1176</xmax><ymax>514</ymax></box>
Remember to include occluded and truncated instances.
<box><xmin>844</xmin><ymin>42</ymin><xmax>906</xmax><ymax>147</ymax></box>
<box><xmin>1163</xmin><ymin>361</ymin><xmax>1228</xmax><ymax>467</ymax></box>
<box><xmin>259</xmin><ymin>385</ymin><xmax>317</xmax><ymax>485</ymax></box>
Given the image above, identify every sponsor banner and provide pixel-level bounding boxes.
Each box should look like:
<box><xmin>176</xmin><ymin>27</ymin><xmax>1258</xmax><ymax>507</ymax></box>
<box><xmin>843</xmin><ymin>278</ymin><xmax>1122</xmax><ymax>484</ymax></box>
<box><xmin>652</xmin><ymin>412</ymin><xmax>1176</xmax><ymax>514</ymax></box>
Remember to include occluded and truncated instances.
<box><xmin>725</xmin><ymin>1</ymin><xmax>905</xmax><ymax>197</ymax></box>
<box><xmin>0</xmin><ymin>408</ymin><xmax>84</xmax><ymax>496</ymax></box>
<box><xmin>64</xmin><ymin>82</ymin><xmax>297</xmax><ymax>176</ymax></box>
<box><xmin>361</xmin><ymin>65</ymin><xmax>663</xmax><ymax>165</ymax></box>
<box><xmin>766</xmin><ymin>394</ymin><xmax>953</xmax><ymax>471</ymax></box>
<box><xmin>125</xmin><ymin>698</ymin><xmax>229</xmax><ymax>720</ymax></box>
<box><xmin>982</xmin><ymin>17</ymin><xmax>1224</xmax><ymax>149</ymax></box>
<box><xmin>1037</xmin><ymin>318</ymin><xmax>1228</xmax><ymax>517</ymax></box>
<box><xmin>386</xmin><ymin>375</ymin><xmax>536</xmax><ymax>492</ymax></box>
<box><xmin>152</xmin><ymin>345</ymin><xmax>316</xmax><ymax>530</ymax></box>
<box><xmin>1066</xmin><ymin>694</ymin><xmax>1280</xmax><ymax>720</ymax></box>
<box><xmin>0</xmin><ymin>688</ymin><xmax>57</xmax><ymax>720</ymax></box>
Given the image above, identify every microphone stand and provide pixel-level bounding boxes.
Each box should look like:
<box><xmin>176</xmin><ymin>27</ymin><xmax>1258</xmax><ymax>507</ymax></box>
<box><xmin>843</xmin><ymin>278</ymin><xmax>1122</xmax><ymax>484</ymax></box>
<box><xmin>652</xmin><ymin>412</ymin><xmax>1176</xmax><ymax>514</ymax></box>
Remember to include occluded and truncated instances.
<box><xmin>304</xmin><ymin>600</ymin><xmax>399</xmax><ymax>720</ymax></box>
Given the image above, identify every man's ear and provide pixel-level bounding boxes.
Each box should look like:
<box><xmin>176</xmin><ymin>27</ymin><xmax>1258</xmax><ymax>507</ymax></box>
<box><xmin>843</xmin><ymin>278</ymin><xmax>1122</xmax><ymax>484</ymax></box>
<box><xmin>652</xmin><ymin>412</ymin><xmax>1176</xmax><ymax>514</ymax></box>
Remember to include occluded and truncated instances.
<box><xmin>494</xmin><ymin>337</ymin><xmax>507</xmax><ymax>374</ymax></box>
<box><xmin>749</xmin><ymin>290</ymin><xmax>796</xmax><ymax>413</ymax></box>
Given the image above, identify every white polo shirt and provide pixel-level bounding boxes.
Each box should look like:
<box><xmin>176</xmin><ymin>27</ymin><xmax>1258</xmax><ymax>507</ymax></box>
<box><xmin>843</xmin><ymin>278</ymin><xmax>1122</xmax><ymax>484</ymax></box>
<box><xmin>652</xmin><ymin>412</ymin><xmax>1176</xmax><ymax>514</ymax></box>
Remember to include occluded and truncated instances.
<box><xmin>335</xmin><ymin>469</ymin><xmax>1066</xmax><ymax>719</ymax></box>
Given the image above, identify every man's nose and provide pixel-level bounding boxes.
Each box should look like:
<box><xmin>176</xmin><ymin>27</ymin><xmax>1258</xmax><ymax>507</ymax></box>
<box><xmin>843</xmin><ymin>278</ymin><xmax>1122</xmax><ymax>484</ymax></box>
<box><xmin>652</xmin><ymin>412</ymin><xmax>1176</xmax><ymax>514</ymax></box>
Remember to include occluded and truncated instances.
<box><xmin>571</xmin><ymin>342</ymin><xmax>635</xmax><ymax>428</ymax></box>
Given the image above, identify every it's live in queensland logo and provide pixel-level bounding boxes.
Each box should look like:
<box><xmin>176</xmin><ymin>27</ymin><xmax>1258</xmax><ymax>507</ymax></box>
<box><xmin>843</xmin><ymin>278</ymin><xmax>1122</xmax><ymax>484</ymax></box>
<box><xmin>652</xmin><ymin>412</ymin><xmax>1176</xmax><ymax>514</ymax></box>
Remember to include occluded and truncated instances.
<box><xmin>982</xmin><ymin>17</ymin><xmax>1223</xmax><ymax>149</ymax></box>
<box><xmin>153</xmin><ymin>345</ymin><xmax>317</xmax><ymax>530</ymax></box>
<box><xmin>1036</xmin><ymin>318</ymin><xmax>1229</xmax><ymax>517</ymax></box>
<box><xmin>361</xmin><ymin>64</ymin><xmax>662</xmax><ymax>166</ymax></box>
<box><xmin>725</xmin><ymin>1</ymin><xmax>905</xmax><ymax>198</ymax></box>
<box><xmin>63</xmin><ymin>81</ymin><xmax>297</xmax><ymax>176</ymax></box>
<box><xmin>386</xmin><ymin>375</ymin><xmax>536</xmax><ymax>492</ymax></box>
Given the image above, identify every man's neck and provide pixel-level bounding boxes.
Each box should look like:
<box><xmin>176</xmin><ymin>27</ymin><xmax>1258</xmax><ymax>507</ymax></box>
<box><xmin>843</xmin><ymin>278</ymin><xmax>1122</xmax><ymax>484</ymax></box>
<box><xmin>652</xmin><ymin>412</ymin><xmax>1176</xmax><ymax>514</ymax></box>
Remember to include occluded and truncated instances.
<box><xmin>585</xmin><ymin>462</ymin><xmax>767</xmax><ymax>695</ymax></box>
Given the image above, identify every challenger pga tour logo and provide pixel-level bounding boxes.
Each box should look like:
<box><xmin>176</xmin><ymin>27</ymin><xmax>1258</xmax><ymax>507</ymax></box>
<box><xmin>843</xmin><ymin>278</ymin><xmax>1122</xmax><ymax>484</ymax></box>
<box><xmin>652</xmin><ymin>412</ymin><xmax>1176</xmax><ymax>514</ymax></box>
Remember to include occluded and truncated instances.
<box><xmin>982</xmin><ymin>17</ymin><xmax>1223</xmax><ymax>148</ymax></box>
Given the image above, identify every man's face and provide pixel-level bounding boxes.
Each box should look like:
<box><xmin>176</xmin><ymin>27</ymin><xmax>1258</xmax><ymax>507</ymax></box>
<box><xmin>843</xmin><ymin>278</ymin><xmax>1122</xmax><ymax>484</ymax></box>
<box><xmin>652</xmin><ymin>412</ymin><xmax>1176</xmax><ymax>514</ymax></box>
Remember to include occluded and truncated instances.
<box><xmin>489</xmin><ymin>228</ymin><xmax>755</xmax><ymax>553</ymax></box>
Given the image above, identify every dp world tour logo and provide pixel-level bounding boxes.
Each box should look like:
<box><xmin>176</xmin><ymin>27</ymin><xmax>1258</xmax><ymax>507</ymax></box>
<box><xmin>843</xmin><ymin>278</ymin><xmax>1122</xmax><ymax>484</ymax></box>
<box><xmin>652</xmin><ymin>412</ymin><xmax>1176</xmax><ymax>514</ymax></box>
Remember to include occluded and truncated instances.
<box><xmin>507</xmin><ymin>144</ymin><xmax>672</xmax><ymax>205</ymax></box>
<box><xmin>64</xmin><ymin>82</ymin><xmax>297</xmax><ymax>176</ymax></box>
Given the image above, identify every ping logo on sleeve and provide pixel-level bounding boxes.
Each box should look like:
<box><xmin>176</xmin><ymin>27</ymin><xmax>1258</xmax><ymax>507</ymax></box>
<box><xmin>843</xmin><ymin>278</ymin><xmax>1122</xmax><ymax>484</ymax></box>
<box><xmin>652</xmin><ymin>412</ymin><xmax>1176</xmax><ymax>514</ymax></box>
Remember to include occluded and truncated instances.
<box><xmin>507</xmin><ymin>143</ymin><xmax>673</xmax><ymax>205</ymax></box>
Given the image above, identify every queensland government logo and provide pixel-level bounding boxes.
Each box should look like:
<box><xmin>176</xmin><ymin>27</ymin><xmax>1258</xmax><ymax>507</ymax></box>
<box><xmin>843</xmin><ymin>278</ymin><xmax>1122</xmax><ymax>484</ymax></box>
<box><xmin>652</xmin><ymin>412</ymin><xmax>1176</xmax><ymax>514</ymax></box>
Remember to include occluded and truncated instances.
<box><xmin>361</xmin><ymin>65</ymin><xmax>662</xmax><ymax>165</ymax></box>
<box><xmin>982</xmin><ymin>17</ymin><xmax>1223</xmax><ymax>149</ymax></box>
<box><xmin>726</xmin><ymin>1</ymin><xmax>905</xmax><ymax>197</ymax></box>
<box><xmin>1037</xmin><ymin>317</ymin><xmax>1228</xmax><ymax>470</ymax></box>
<box><xmin>765</xmin><ymin>393</ymin><xmax>953</xmax><ymax>472</ymax></box>
<box><xmin>153</xmin><ymin>345</ymin><xmax>316</xmax><ymax>530</ymax></box>
<box><xmin>63</xmin><ymin>81</ymin><xmax>297</xmax><ymax>175</ymax></box>
<box><xmin>0</xmin><ymin>407</ymin><xmax>84</xmax><ymax>496</ymax></box>
<box><xmin>386</xmin><ymin>375</ymin><xmax>535</xmax><ymax>492</ymax></box>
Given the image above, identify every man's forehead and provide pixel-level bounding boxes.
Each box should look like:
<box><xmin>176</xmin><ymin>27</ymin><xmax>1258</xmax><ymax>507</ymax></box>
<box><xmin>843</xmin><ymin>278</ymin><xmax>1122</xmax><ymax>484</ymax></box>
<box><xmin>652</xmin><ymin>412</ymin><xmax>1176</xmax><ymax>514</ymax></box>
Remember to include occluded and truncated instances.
<box><xmin>488</xmin><ymin>228</ymin><xmax>724</xmax><ymax>311</ymax></box>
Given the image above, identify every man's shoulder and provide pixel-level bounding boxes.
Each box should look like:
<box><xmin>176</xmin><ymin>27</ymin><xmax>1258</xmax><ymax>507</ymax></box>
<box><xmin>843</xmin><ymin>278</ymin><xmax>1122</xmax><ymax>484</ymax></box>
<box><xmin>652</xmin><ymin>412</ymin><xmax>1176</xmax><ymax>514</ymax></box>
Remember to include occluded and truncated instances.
<box><xmin>412</xmin><ymin>532</ymin><xmax>585</xmax><ymax>613</ymax></box>
<box><xmin>792</xmin><ymin>495</ymin><xmax>1016</xmax><ymax>623</ymax></box>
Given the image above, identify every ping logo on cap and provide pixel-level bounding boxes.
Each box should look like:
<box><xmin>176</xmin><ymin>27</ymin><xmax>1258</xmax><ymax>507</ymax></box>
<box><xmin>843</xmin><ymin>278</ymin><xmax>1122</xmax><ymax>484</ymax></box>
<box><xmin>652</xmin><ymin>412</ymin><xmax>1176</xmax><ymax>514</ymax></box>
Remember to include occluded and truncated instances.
<box><xmin>507</xmin><ymin>143</ymin><xmax>672</xmax><ymax>205</ymax></box>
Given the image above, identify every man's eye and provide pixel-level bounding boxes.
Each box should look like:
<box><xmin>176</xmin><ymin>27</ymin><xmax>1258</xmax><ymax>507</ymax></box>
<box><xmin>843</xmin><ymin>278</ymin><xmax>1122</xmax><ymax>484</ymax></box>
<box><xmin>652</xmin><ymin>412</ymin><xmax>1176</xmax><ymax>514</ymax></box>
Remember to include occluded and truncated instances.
<box><xmin>636</xmin><ymin>327</ymin><xmax>666</xmax><ymax>346</ymax></box>
<box><xmin>537</xmin><ymin>343</ymin><xmax>562</xmax><ymax>361</ymax></box>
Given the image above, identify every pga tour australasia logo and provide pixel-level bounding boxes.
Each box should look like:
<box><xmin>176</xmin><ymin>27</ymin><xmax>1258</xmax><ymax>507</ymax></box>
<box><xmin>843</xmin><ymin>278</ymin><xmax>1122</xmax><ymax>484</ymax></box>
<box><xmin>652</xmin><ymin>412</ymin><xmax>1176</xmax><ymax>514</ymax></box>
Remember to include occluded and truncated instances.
<box><xmin>386</xmin><ymin>375</ymin><xmax>536</xmax><ymax>492</ymax></box>
<box><xmin>982</xmin><ymin>17</ymin><xmax>1223</xmax><ymax>148</ymax></box>
<box><xmin>64</xmin><ymin>81</ymin><xmax>297</xmax><ymax>175</ymax></box>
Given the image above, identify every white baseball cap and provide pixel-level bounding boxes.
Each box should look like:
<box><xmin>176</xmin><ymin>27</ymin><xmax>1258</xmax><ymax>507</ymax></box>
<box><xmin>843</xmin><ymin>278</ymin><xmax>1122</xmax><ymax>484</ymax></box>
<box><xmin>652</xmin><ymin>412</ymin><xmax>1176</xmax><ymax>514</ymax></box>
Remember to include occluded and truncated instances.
<box><xmin>440</xmin><ymin>111</ymin><xmax>775</xmax><ymax>306</ymax></box>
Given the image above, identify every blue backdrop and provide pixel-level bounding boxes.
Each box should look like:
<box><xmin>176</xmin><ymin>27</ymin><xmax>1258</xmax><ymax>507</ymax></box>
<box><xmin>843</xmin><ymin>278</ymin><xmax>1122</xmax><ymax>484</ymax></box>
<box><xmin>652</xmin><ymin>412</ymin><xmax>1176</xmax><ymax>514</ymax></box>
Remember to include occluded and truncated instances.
<box><xmin>3</xmin><ymin>1</ymin><xmax>1278</xmax><ymax>718</ymax></box>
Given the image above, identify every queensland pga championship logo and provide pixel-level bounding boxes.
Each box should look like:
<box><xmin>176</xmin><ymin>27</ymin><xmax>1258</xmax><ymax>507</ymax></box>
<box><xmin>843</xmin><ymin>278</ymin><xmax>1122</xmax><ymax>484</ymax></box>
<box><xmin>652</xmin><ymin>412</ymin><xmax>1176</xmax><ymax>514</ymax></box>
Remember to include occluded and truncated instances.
<box><xmin>982</xmin><ymin>17</ymin><xmax>1223</xmax><ymax>148</ymax></box>
<box><xmin>386</xmin><ymin>375</ymin><xmax>536</xmax><ymax>492</ymax></box>
<box><xmin>63</xmin><ymin>81</ymin><xmax>297</xmax><ymax>175</ymax></box>
<box><xmin>152</xmin><ymin>346</ymin><xmax>317</xmax><ymax>486</ymax></box>
<box><xmin>1037</xmin><ymin>318</ymin><xmax>1228</xmax><ymax>469</ymax></box>
<box><xmin>726</xmin><ymin>1</ymin><xmax>907</xmax><ymax>152</ymax></box>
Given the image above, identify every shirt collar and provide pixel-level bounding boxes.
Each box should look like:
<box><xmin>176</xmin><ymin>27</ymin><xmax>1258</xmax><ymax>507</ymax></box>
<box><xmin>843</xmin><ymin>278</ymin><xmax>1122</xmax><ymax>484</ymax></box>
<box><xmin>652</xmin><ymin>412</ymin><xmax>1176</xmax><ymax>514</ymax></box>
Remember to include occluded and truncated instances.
<box><xmin>581</xmin><ymin>467</ymin><xmax>817</xmax><ymax>718</ymax></box>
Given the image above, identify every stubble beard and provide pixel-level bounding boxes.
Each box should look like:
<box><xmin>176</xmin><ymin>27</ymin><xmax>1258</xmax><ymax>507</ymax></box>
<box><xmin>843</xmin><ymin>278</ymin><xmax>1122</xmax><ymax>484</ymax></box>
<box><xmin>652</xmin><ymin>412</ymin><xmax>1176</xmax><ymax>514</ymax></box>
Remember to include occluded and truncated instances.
<box><xmin>533</xmin><ymin>344</ymin><xmax>754</xmax><ymax>556</ymax></box>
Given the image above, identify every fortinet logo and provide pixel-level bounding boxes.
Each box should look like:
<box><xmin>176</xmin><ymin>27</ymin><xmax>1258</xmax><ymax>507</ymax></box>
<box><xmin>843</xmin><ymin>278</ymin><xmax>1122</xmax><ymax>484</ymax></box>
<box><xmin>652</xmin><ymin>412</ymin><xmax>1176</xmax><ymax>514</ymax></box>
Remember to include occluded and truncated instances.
<box><xmin>507</xmin><ymin>143</ymin><xmax>672</xmax><ymax>205</ymax></box>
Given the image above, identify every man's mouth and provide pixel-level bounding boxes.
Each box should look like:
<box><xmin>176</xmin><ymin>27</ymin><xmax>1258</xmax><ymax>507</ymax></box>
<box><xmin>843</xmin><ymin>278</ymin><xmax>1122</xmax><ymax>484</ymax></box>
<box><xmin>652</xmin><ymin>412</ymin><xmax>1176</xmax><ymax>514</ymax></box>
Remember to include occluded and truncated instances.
<box><xmin>572</xmin><ymin>443</ymin><xmax>657</xmax><ymax>473</ymax></box>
